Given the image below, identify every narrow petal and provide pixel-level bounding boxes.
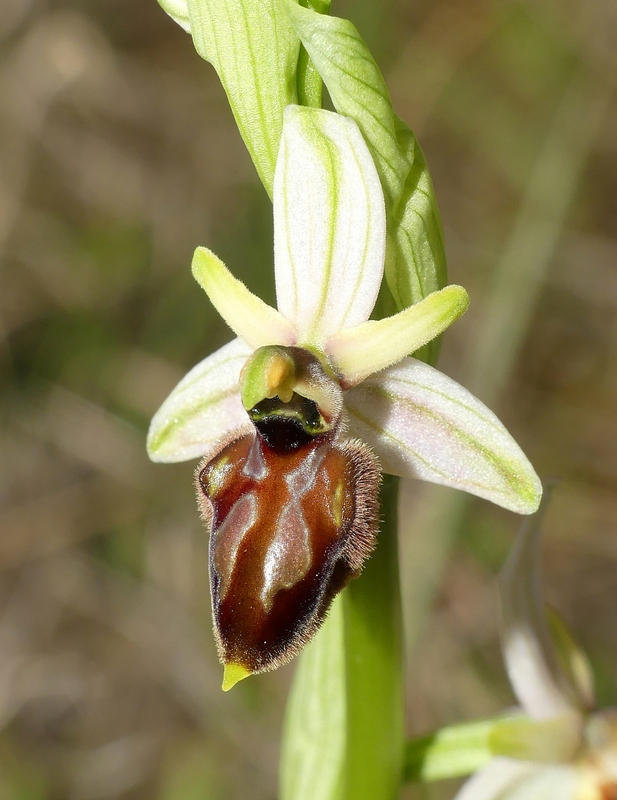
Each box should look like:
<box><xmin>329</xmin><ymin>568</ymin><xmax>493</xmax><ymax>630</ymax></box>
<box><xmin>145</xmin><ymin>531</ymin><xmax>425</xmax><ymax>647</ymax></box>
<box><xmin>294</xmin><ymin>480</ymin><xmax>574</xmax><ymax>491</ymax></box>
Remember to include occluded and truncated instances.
<box><xmin>499</xmin><ymin>499</ymin><xmax>583</xmax><ymax>719</ymax></box>
<box><xmin>453</xmin><ymin>759</ymin><xmax>539</xmax><ymax>800</ymax></box>
<box><xmin>274</xmin><ymin>105</ymin><xmax>385</xmax><ymax>346</ymax></box>
<box><xmin>328</xmin><ymin>285</ymin><xmax>469</xmax><ymax>387</ymax></box>
<box><xmin>147</xmin><ymin>338</ymin><xmax>252</xmax><ymax>463</ymax></box>
<box><xmin>192</xmin><ymin>247</ymin><xmax>297</xmax><ymax>349</ymax></box>
<box><xmin>344</xmin><ymin>358</ymin><xmax>542</xmax><ymax>514</ymax></box>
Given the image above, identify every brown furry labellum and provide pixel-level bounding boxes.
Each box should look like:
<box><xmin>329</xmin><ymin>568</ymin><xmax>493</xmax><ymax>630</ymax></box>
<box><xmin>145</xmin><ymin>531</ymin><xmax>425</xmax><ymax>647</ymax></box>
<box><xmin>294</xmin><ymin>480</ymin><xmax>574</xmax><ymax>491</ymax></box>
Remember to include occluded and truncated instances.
<box><xmin>195</xmin><ymin>390</ymin><xmax>380</xmax><ymax>687</ymax></box>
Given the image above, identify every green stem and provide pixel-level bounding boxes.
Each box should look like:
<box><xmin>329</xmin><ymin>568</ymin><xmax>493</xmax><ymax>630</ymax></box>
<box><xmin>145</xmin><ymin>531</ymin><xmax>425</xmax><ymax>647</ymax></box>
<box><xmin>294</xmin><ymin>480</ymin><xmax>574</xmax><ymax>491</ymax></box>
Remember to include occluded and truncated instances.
<box><xmin>295</xmin><ymin>0</ymin><xmax>330</xmax><ymax>108</ymax></box>
<box><xmin>342</xmin><ymin>474</ymin><xmax>405</xmax><ymax>799</ymax></box>
<box><xmin>296</xmin><ymin>46</ymin><xmax>323</xmax><ymax>108</ymax></box>
<box><xmin>280</xmin><ymin>475</ymin><xmax>405</xmax><ymax>800</ymax></box>
<box><xmin>280</xmin><ymin>595</ymin><xmax>347</xmax><ymax>800</ymax></box>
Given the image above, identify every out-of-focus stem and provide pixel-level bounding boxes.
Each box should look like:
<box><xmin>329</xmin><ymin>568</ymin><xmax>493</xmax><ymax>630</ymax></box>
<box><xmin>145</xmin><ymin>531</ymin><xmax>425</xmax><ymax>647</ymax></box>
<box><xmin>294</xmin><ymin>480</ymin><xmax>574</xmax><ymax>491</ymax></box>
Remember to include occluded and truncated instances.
<box><xmin>466</xmin><ymin>71</ymin><xmax>614</xmax><ymax>400</ymax></box>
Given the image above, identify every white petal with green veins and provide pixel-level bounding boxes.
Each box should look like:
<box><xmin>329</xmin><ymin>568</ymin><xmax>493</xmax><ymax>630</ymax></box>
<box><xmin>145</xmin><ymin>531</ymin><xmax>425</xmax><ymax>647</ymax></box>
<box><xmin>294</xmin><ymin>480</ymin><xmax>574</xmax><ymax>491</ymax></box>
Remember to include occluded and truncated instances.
<box><xmin>328</xmin><ymin>285</ymin><xmax>468</xmax><ymax>387</ymax></box>
<box><xmin>192</xmin><ymin>247</ymin><xmax>297</xmax><ymax>350</ymax></box>
<box><xmin>147</xmin><ymin>338</ymin><xmax>251</xmax><ymax>463</ymax></box>
<box><xmin>274</xmin><ymin>106</ymin><xmax>385</xmax><ymax>346</ymax></box>
<box><xmin>344</xmin><ymin>358</ymin><xmax>542</xmax><ymax>514</ymax></box>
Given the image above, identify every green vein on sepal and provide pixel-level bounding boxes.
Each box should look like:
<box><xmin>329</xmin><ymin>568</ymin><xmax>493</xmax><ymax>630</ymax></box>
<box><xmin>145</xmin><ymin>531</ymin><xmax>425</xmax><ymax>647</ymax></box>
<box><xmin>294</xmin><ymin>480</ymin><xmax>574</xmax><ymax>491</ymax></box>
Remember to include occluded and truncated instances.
<box><xmin>147</xmin><ymin>386</ymin><xmax>238</xmax><ymax>461</ymax></box>
<box><xmin>365</xmin><ymin>385</ymin><xmax>540</xmax><ymax>514</ymax></box>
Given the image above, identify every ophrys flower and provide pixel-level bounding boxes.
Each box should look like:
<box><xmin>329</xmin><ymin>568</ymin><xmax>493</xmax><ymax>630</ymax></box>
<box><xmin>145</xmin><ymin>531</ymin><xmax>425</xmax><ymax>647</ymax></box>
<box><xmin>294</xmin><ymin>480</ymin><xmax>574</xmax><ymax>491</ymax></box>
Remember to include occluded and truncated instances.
<box><xmin>454</xmin><ymin>495</ymin><xmax>617</xmax><ymax>800</ymax></box>
<box><xmin>148</xmin><ymin>105</ymin><xmax>542</xmax><ymax>689</ymax></box>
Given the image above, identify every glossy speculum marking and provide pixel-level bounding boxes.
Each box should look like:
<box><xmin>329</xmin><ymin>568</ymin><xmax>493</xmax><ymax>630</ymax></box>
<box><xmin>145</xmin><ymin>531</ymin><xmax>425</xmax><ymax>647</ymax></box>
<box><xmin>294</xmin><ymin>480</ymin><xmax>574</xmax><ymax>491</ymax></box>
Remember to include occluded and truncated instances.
<box><xmin>196</xmin><ymin>416</ymin><xmax>380</xmax><ymax>677</ymax></box>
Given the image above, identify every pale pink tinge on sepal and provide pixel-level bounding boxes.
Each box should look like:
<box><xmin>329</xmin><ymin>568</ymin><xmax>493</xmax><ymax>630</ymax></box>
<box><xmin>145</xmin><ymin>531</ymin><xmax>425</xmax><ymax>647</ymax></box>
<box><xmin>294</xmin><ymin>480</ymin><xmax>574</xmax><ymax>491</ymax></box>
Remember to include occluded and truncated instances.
<box><xmin>344</xmin><ymin>358</ymin><xmax>542</xmax><ymax>514</ymax></box>
<box><xmin>147</xmin><ymin>338</ymin><xmax>251</xmax><ymax>463</ymax></box>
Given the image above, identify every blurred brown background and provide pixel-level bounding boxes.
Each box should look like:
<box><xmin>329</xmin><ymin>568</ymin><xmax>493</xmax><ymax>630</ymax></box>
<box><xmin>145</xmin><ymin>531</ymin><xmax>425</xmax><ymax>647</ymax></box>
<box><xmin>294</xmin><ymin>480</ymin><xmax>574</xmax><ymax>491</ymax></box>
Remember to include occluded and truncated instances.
<box><xmin>0</xmin><ymin>0</ymin><xmax>616</xmax><ymax>797</ymax></box>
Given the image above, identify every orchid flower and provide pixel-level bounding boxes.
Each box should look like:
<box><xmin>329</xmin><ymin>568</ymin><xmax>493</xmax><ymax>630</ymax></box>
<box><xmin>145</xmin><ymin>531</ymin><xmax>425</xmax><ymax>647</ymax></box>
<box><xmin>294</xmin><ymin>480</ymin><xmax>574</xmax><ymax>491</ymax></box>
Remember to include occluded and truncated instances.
<box><xmin>147</xmin><ymin>104</ymin><xmax>542</xmax><ymax>690</ymax></box>
<box><xmin>453</xmin><ymin>497</ymin><xmax>617</xmax><ymax>800</ymax></box>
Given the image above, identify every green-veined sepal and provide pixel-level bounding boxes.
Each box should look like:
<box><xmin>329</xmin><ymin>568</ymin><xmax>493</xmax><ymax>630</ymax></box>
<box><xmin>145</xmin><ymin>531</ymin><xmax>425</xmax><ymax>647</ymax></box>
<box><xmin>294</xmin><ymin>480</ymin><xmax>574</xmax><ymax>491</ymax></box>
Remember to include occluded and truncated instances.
<box><xmin>147</xmin><ymin>338</ymin><xmax>251</xmax><ymax>463</ymax></box>
<box><xmin>274</xmin><ymin>106</ymin><xmax>385</xmax><ymax>347</ymax></box>
<box><xmin>345</xmin><ymin>356</ymin><xmax>542</xmax><ymax>514</ymax></box>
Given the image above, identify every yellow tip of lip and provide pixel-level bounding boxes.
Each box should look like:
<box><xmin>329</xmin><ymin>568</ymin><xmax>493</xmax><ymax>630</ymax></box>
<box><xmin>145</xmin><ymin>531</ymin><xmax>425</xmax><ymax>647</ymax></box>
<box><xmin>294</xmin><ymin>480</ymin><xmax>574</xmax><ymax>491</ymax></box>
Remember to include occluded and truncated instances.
<box><xmin>222</xmin><ymin>663</ymin><xmax>251</xmax><ymax>692</ymax></box>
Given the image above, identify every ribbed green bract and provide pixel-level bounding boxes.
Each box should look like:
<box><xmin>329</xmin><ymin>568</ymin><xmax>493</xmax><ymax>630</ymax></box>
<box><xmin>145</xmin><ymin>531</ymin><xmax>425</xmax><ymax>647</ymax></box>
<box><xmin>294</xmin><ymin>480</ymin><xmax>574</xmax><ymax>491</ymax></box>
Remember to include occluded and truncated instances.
<box><xmin>389</xmin><ymin>118</ymin><xmax>448</xmax><ymax>364</ymax></box>
<box><xmin>284</xmin><ymin>0</ymin><xmax>408</xmax><ymax>210</ymax></box>
<box><xmin>159</xmin><ymin>0</ymin><xmax>301</xmax><ymax>197</ymax></box>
